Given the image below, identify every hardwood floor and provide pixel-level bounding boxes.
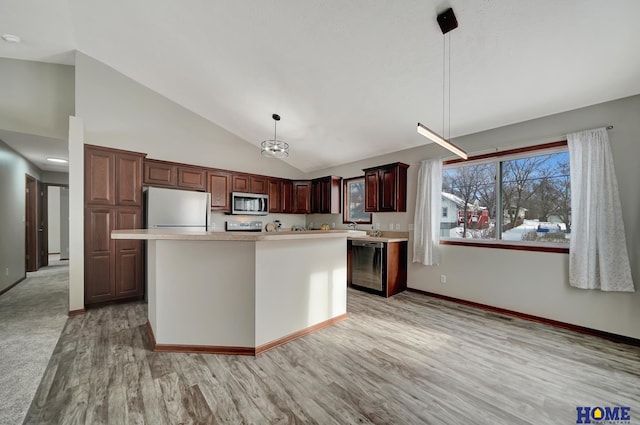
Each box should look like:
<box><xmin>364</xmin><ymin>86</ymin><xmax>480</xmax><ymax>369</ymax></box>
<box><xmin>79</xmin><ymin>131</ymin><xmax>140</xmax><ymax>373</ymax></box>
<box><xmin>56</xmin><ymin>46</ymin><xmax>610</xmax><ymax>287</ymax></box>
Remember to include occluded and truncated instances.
<box><xmin>24</xmin><ymin>289</ymin><xmax>640</xmax><ymax>424</ymax></box>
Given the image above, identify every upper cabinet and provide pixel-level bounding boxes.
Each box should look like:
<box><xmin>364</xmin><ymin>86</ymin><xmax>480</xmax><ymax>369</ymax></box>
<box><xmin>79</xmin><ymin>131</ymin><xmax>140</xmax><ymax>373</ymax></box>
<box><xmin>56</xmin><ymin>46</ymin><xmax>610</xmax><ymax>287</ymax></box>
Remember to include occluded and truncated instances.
<box><xmin>363</xmin><ymin>162</ymin><xmax>409</xmax><ymax>212</ymax></box>
<box><xmin>311</xmin><ymin>176</ymin><xmax>342</xmax><ymax>214</ymax></box>
<box><xmin>143</xmin><ymin>159</ymin><xmax>206</xmax><ymax>191</ymax></box>
<box><xmin>208</xmin><ymin>170</ymin><xmax>232</xmax><ymax>211</ymax></box>
<box><xmin>292</xmin><ymin>181</ymin><xmax>312</xmax><ymax>214</ymax></box>
<box><xmin>86</xmin><ymin>145</ymin><xmax>144</xmax><ymax>207</ymax></box>
<box><xmin>232</xmin><ymin>174</ymin><xmax>268</xmax><ymax>194</ymax></box>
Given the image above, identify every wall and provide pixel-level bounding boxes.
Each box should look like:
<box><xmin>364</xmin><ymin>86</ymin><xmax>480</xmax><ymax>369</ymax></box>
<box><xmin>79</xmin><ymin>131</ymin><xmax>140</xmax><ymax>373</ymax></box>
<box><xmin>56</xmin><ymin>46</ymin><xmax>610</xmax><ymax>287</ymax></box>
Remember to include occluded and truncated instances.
<box><xmin>0</xmin><ymin>58</ymin><xmax>74</xmax><ymax>140</ymax></box>
<box><xmin>74</xmin><ymin>53</ymin><xmax>304</xmax><ymax>179</ymax></box>
<box><xmin>0</xmin><ymin>139</ymin><xmax>42</xmax><ymax>292</ymax></box>
<box><xmin>42</xmin><ymin>171</ymin><xmax>69</xmax><ymax>186</ymax></box>
<box><xmin>307</xmin><ymin>94</ymin><xmax>640</xmax><ymax>339</ymax></box>
<box><xmin>48</xmin><ymin>186</ymin><xmax>61</xmax><ymax>253</ymax></box>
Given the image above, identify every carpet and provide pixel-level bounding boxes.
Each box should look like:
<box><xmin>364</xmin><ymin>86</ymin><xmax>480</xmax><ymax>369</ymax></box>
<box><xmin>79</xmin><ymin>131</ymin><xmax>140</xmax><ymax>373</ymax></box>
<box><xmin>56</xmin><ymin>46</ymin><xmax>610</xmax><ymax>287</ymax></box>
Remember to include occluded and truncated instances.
<box><xmin>0</xmin><ymin>257</ymin><xmax>69</xmax><ymax>425</ymax></box>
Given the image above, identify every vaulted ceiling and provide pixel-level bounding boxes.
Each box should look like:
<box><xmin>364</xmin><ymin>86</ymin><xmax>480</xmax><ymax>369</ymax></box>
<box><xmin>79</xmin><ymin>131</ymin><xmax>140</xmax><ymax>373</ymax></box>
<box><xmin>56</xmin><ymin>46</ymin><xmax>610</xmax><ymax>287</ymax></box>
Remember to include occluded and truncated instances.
<box><xmin>2</xmin><ymin>0</ymin><xmax>640</xmax><ymax>172</ymax></box>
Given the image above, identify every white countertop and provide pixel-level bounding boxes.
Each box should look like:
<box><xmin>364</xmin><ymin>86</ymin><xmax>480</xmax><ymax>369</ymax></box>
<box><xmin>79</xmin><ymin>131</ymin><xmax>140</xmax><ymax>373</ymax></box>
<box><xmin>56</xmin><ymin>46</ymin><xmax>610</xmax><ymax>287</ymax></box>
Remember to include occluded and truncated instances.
<box><xmin>112</xmin><ymin>228</ymin><xmax>367</xmax><ymax>241</ymax></box>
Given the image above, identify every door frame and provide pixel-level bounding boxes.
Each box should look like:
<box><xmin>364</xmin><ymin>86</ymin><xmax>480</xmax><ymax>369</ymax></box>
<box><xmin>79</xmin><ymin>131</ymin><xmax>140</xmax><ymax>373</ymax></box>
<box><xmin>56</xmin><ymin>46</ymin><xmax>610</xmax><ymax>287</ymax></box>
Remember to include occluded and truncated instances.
<box><xmin>25</xmin><ymin>174</ymin><xmax>38</xmax><ymax>272</ymax></box>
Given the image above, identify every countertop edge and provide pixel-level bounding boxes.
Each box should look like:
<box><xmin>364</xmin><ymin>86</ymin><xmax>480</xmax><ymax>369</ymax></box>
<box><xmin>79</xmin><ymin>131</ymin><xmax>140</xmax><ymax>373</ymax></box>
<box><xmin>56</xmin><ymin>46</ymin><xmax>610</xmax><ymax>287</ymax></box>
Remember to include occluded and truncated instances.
<box><xmin>111</xmin><ymin>229</ymin><xmax>367</xmax><ymax>241</ymax></box>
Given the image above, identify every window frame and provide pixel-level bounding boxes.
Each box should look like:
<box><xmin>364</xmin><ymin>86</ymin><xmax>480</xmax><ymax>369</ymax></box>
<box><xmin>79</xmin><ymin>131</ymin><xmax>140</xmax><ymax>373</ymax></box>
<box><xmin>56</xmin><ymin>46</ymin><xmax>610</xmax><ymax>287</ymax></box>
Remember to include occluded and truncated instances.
<box><xmin>342</xmin><ymin>176</ymin><xmax>372</xmax><ymax>224</ymax></box>
<box><xmin>440</xmin><ymin>140</ymin><xmax>569</xmax><ymax>254</ymax></box>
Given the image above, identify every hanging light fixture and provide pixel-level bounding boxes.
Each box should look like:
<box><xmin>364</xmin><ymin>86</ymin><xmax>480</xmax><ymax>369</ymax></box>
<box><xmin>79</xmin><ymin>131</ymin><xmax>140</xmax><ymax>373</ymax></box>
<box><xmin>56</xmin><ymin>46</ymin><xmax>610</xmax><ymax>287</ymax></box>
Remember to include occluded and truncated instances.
<box><xmin>417</xmin><ymin>8</ymin><xmax>468</xmax><ymax>160</ymax></box>
<box><xmin>261</xmin><ymin>113</ymin><xmax>289</xmax><ymax>158</ymax></box>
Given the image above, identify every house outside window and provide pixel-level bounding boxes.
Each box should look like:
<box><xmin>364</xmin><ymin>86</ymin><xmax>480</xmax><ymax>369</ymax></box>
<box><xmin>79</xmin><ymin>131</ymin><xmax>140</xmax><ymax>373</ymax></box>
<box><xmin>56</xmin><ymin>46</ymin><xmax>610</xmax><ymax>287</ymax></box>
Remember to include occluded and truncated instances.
<box><xmin>343</xmin><ymin>177</ymin><xmax>372</xmax><ymax>224</ymax></box>
<box><xmin>441</xmin><ymin>141</ymin><xmax>570</xmax><ymax>247</ymax></box>
<box><xmin>442</xmin><ymin>206</ymin><xmax>448</xmax><ymax>218</ymax></box>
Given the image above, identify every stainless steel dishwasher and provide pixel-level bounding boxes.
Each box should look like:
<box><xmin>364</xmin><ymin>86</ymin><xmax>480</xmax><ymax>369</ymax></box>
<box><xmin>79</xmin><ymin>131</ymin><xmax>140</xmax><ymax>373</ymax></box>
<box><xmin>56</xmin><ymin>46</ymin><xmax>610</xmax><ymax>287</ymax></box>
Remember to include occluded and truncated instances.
<box><xmin>351</xmin><ymin>240</ymin><xmax>385</xmax><ymax>293</ymax></box>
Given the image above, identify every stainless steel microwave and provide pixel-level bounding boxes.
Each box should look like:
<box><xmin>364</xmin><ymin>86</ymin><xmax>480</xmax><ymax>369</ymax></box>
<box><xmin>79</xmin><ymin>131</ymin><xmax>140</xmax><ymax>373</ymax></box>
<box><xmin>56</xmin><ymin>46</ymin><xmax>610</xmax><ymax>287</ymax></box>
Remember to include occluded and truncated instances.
<box><xmin>231</xmin><ymin>192</ymin><xmax>269</xmax><ymax>215</ymax></box>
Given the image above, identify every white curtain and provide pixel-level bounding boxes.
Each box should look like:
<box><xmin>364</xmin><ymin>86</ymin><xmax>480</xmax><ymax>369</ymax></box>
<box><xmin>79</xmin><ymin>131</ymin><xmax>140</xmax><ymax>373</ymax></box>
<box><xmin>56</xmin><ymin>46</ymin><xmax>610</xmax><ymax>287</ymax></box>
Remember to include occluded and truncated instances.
<box><xmin>413</xmin><ymin>158</ymin><xmax>442</xmax><ymax>265</ymax></box>
<box><xmin>567</xmin><ymin>128</ymin><xmax>634</xmax><ymax>292</ymax></box>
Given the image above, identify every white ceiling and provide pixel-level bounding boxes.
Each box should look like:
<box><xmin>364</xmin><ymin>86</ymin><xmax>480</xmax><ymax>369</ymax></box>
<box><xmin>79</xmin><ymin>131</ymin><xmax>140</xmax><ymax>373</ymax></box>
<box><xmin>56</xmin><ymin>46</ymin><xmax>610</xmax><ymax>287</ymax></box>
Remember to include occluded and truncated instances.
<box><xmin>2</xmin><ymin>0</ymin><xmax>640</xmax><ymax>172</ymax></box>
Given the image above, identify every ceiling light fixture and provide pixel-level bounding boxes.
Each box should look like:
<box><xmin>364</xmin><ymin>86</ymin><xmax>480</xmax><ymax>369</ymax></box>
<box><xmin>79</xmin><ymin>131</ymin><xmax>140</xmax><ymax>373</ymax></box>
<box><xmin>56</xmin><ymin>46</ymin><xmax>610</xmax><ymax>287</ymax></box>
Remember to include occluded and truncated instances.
<box><xmin>417</xmin><ymin>8</ymin><xmax>468</xmax><ymax>160</ymax></box>
<box><xmin>260</xmin><ymin>113</ymin><xmax>289</xmax><ymax>158</ymax></box>
<box><xmin>46</xmin><ymin>157</ymin><xmax>68</xmax><ymax>164</ymax></box>
<box><xmin>2</xmin><ymin>34</ymin><xmax>21</xmax><ymax>43</ymax></box>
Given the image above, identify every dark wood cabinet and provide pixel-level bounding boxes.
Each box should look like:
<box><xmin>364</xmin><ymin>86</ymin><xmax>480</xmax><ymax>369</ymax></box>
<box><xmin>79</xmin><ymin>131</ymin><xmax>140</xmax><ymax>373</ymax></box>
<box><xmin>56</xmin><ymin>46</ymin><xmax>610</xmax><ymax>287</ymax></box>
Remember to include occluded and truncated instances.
<box><xmin>292</xmin><ymin>181</ymin><xmax>312</xmax><ymax>214</ymax></box>
<box><xmin>85</xmin><ymin>145</ymin><xmax>145</xmax><ymax>306</ymax></box>
<box><xmin>143</xmin><ymin>159</ymin><xmax>177</xmax><ymax>188</ymax></box>
<box><xmin>85</xmin><ymin>147</ymin><xmax>116</xmax><ymax>205</ymax></box>
<box><xmin>268</xmin><ymin>179</ymin><xmax>283</xmax><ymax>213</ymax></box>
<box><xmin>363</xmin><ymin>162</ymin><xmax>409</xmax><ymax>212</ymax></box>
<box><xmin>232</xmin><ymin>174</ymin><xmax>268</xmax><ymax>194</ymax></box>
<box><xmin>208</xmin><ymin>170</ymin><xmax>231</xmax><ymax>211</ymax></box>
<box><xmin>282</xmin><ymin>180</ymin><xmax>293</xmax><ymax>213</ymax></box>
<box><xmin>116</xmin><ymin>153</ymin><xmax>143</xmax><ymax>206</ymax></box>
<box><xmin>311</xmin><ymin>176</ymin><xmax>341</xmax><ymax>214</ymax></box>
<box><xmin>144</xmin><ymin>159</ymin><xmax>206</xmax><ymax>191</ymax></box>
<box><xmin>177</xmin><ymin>166</ymin><xmax>206</xmax><ymax>191</ymax></box>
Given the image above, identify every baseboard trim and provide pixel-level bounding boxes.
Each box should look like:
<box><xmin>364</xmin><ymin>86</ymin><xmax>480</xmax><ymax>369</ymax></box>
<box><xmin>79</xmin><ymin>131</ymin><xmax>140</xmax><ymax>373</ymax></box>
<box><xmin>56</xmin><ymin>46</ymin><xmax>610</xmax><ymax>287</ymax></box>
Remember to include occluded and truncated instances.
<box><xmin>68</xmin><ymin>308</ymin><xmax>85</xmax><ymax>317</ymax></box>
<box><xmin>146</xmin><ymin>313</ymin><xmax>349</xmax><ymax>356</ymax></box>
<box><xmin>407</xmin><ymin>288</ymin><xmax>640</xmax><ymax>347</ymax></box>
<box><xmin>255</xmin><ymin>313</ymin><xmax>349</xmax><ymax>355</ymax></box>
<box><xmin>0</xmin><ymin>275</ymin><xmax>26</xmax><ymax>297</ymax></box>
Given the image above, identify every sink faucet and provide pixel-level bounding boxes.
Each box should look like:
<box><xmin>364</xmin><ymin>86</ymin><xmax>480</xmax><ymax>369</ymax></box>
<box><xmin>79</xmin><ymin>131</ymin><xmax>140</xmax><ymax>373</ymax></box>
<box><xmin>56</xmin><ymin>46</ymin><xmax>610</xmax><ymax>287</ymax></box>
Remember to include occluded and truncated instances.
<box><xmin>348</xmin><ymin>221</ymin><xmax>358</xmax><ymax>230</ymax></box>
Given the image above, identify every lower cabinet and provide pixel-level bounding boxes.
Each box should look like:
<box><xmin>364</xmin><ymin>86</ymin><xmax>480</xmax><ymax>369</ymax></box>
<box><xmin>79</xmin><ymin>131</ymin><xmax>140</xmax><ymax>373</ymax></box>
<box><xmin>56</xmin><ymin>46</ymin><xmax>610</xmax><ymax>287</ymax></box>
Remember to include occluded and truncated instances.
<box><xmin>85</xmin><ymin>206</ymin><xmax>144</xmax><ymax>305</ymax></box>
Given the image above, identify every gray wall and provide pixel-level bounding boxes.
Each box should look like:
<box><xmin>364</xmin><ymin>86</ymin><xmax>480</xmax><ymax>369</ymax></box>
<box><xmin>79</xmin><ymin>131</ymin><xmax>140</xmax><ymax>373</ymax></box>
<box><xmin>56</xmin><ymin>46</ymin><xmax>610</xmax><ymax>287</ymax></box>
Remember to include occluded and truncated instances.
<box><xmin>48</xmin><ymin>186</ymin><xmax>60</xmax><ymax>253</ymax></box>
<box><xmin>307</xmin><ymin>94</ymin><xmax>640</xmax><ymax>339</ymax></box>
<box><xmin>0</xmin><ymin>139</ymin><xmax>42</xmax><ymax>292</ymax></box>
<box><xmin>0</xmin><ymin>58</ymin><xmax>74</xmax><ymax>140</ymax></box>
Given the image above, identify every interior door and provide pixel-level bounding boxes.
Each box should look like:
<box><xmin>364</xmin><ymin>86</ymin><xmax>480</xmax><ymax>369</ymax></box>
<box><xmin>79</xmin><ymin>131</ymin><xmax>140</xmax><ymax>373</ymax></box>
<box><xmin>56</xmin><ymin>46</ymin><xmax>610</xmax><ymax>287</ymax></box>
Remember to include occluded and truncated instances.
<box><xmin>38</xmin><ymin>181</ymin><xmax>48</xmax><ymax>267</ymax></box>
<box><xmin>25</xmin><ymin>174</ymin><xmax>37</xmax><ymax>272</ymax></box>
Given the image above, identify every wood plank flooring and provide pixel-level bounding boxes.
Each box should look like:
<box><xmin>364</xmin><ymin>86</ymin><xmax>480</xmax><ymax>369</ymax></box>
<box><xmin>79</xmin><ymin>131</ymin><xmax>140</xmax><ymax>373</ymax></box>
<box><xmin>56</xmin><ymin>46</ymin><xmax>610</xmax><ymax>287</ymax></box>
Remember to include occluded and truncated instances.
<box><xmin>24</xmin><ymin>289</ymin><xmax>640</xmax><ymax>424</ymax></box>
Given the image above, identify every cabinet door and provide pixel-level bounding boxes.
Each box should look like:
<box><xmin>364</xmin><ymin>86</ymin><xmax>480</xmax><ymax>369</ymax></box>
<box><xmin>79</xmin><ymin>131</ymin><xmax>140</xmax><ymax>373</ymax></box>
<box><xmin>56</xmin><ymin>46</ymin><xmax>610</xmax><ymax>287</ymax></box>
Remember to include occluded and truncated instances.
<box><xmin>178</xmin><ymin>166</ymin><xmax>206</xmax><ymax>191</ymax></box>
<box><xmin>282</xmin><ymin>180</ymin><xmax>293</xmax><ymax>213</ymax></box>
<box><xmin>250</xmin><ymin>176</ymin><xmax>268</xmax><ymax>194</ymax></box>
<box><xmin>116</xmin><ymin>153</ymin><xmax>143</xmax><ymax>206</ymax></box>
<box><xmin>364</xmin><ymin>170</ymin><xmax>379</xmax><ymax>212</ymax></box>
<box><xmin>208</xmin><ymin>171</ymin><xmax>231</xmax><ymax>211</ymax></box>
<box><xmin>143</xmin><ymin>160</ymin><xmax>177</xmax><ymax>187</ymax></box>
<box><xmin>85</xmin><ymin>147</ymin><xmax>116</xmax><ymax>205</ymax></box>
<box><xmin>232</xmin><ymin>174</ymin><xmax>251</xmax><ymax>192</ymax></box>
<box><xmin>268</xmin><ymin>179</ymin><xmax>283</xmax><ymax>213</ymax></box>
<box><xmin>115</xmin><ymin>208</ymin><xmax>144</xmax><ymax>298</ymax></box>
<box><xmin>379</xmin><ymin>166</ymin><xmax>398</xmax><ymax>212</ymax></box>
<box><xmin>85</xmin><ymin>207</ymin><xmax>115</xmax><ymax>304</ymax></box>
<box><xmin>293</xmin><ymin>181</ymin><xmax>312</xmax><ymax>214</ymax></box>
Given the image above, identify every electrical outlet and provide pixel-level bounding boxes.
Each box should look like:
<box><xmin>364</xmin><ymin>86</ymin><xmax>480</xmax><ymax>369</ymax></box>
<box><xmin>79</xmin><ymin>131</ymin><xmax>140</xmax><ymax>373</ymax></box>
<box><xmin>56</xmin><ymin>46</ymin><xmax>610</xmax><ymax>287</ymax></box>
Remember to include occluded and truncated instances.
<box><xmin>395</xmin><ymin>223</ymin><xmax>401</xmax><ymax>230</ymax></box>
<box><xmin>331</xmin><ymin>222</ymin><xmax>335</xmax><ymax>228</ymax></box>
<box><xmin>210</xmin><ymin>223</ymin><xmax>216</xmax><ymax>230</ymax></box>
<box><xmin>389</xmin><ymin>223</ymin><xmax>394</xmax><ymax>230</ymax></box>
<box><xmin>440</xmin><ymin>274</ymin><xmax>447</xmax><ymax>284</ymax></box>
<box><xmin>408</xmin><ymin>223</ymin><xmax>414</xmax><ymax>231</ymax></box>
<box><xmin>5</xmin><ymin>268</ymin><xmax>8</xmax><ymax>276</ymax></box>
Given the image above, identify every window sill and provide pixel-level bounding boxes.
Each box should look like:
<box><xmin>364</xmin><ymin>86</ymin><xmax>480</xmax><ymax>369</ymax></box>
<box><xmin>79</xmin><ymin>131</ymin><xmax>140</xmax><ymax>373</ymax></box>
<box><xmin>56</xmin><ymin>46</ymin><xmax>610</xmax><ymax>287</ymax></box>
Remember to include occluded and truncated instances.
<box><xmin>440</xmin><ymin>238</ymin><xmax>569</xmax><ymax>254</ymax></box>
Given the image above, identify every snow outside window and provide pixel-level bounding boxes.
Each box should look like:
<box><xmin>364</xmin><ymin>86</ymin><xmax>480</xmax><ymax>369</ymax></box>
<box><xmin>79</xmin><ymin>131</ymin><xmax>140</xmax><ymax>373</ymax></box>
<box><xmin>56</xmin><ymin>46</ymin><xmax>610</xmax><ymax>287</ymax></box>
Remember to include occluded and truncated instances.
<box><xmin>441</xmin><ymin>144</ymin><xmax>570</xmax><ymax>246</ymax></box>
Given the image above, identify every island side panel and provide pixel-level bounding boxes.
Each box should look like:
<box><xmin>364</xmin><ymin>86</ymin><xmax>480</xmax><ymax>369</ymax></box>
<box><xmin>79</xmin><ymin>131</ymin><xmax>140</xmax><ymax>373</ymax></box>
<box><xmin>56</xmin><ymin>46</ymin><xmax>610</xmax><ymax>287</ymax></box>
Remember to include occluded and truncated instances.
<box><xmin>254</xmin><ymin>237</ymin><xmax>347</xmax><ymax>347</ymax></box>
<box><xmin>151</xmin><ymin>239</ymin><xmax>256</xmax><ymax>347</ymax></box>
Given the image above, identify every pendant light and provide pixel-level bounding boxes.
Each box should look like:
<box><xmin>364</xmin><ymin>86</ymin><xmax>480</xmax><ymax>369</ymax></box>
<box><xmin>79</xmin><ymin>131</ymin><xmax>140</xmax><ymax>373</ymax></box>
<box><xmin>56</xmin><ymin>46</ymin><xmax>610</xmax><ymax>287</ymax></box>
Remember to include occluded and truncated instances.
<box><xmin>261</xmin><ymin>113</ymin><xmax>289</xmax><ymax>158</ymax></box>
<box><xmin>417</xmin><ymin>8</ymin><xmax>468</xmax><ymax>160</ymax></box>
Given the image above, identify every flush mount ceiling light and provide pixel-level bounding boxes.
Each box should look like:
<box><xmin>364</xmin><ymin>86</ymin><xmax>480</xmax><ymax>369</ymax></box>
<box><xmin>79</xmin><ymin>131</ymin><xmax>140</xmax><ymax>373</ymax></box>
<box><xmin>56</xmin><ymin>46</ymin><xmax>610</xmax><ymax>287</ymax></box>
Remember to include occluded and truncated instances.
<box><xmin>2</xmin><ymin>34</ymin><xmax>21</xmax><ymax>43</ymax></box>
<box><xmin>47</xmin><ymin>157</ymin><xmax>68</xmax><ymax>164</ymax></box>
<box><xmin>260</xmin><ymin>113</ymin><xmax>289</xmax><ymax>159</ymax></box>
<box><xmin>417</xmin><ymin>8</ymin><xmax>468</xmax><ymax>160</ymax></box>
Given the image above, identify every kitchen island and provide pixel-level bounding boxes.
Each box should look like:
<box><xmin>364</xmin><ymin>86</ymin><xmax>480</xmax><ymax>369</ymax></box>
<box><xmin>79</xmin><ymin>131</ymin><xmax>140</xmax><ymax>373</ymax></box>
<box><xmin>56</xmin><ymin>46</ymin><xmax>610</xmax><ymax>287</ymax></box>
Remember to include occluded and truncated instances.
<box><xmin>111</xmin><ymin>229</ymin><xmax>364</xmax><ymax>355</ymax></box>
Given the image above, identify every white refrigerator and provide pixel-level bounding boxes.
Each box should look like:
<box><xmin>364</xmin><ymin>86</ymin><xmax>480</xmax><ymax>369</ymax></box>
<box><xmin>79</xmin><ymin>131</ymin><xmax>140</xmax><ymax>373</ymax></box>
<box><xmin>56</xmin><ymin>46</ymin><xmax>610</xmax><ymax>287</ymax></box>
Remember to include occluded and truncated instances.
<box><xmin>144</xmin><ymin>187</ymin><xmax>211</xmax><ymax>231</ymax></box>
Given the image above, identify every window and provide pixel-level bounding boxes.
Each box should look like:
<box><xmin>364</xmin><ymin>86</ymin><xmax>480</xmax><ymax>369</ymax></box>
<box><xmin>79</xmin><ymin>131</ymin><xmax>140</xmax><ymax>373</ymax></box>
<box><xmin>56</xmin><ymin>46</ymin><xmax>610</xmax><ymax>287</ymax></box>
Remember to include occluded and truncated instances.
<box><xmin>440</xmin><ymin>141</ymin><xmax>570</xmax><ymax>249</ymax></box>
<box><xmin>442</xmin><ymin>206</ymin><xmax>448</xmax><ymax>218</ymax></box>
<box><xmin>343</xmin><ymin>177</ymin><xmax>372</xmax><ymax>224</ymax></box>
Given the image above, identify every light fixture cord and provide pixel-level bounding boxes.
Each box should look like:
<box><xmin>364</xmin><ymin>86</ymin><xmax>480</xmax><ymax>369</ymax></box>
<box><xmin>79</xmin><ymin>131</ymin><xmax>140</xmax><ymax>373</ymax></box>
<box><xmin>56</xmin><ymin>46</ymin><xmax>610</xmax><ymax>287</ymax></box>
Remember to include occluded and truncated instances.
<box><xmin>442</xmin><ymin>35</ymin><xmax>445</xmax><ymax>140</ymax></box>
<box><xmin>448</xmin><ymin>30</ymin><xmax>451</xmax><ymax>142</ymax></box>
<box><xmin>274</xmin><ymin>117</ymin><xmax>277</xmax><ymax>143</ymax></box>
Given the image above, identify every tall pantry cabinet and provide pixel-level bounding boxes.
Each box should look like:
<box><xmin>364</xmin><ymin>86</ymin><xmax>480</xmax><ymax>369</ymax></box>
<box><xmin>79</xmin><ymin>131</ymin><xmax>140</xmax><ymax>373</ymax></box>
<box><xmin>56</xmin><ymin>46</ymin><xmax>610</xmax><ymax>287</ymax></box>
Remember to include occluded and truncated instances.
<box><xmin>84</xmin><ymin>145</ymin><xmax>146</xmax><ymax>305</ymax></box>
